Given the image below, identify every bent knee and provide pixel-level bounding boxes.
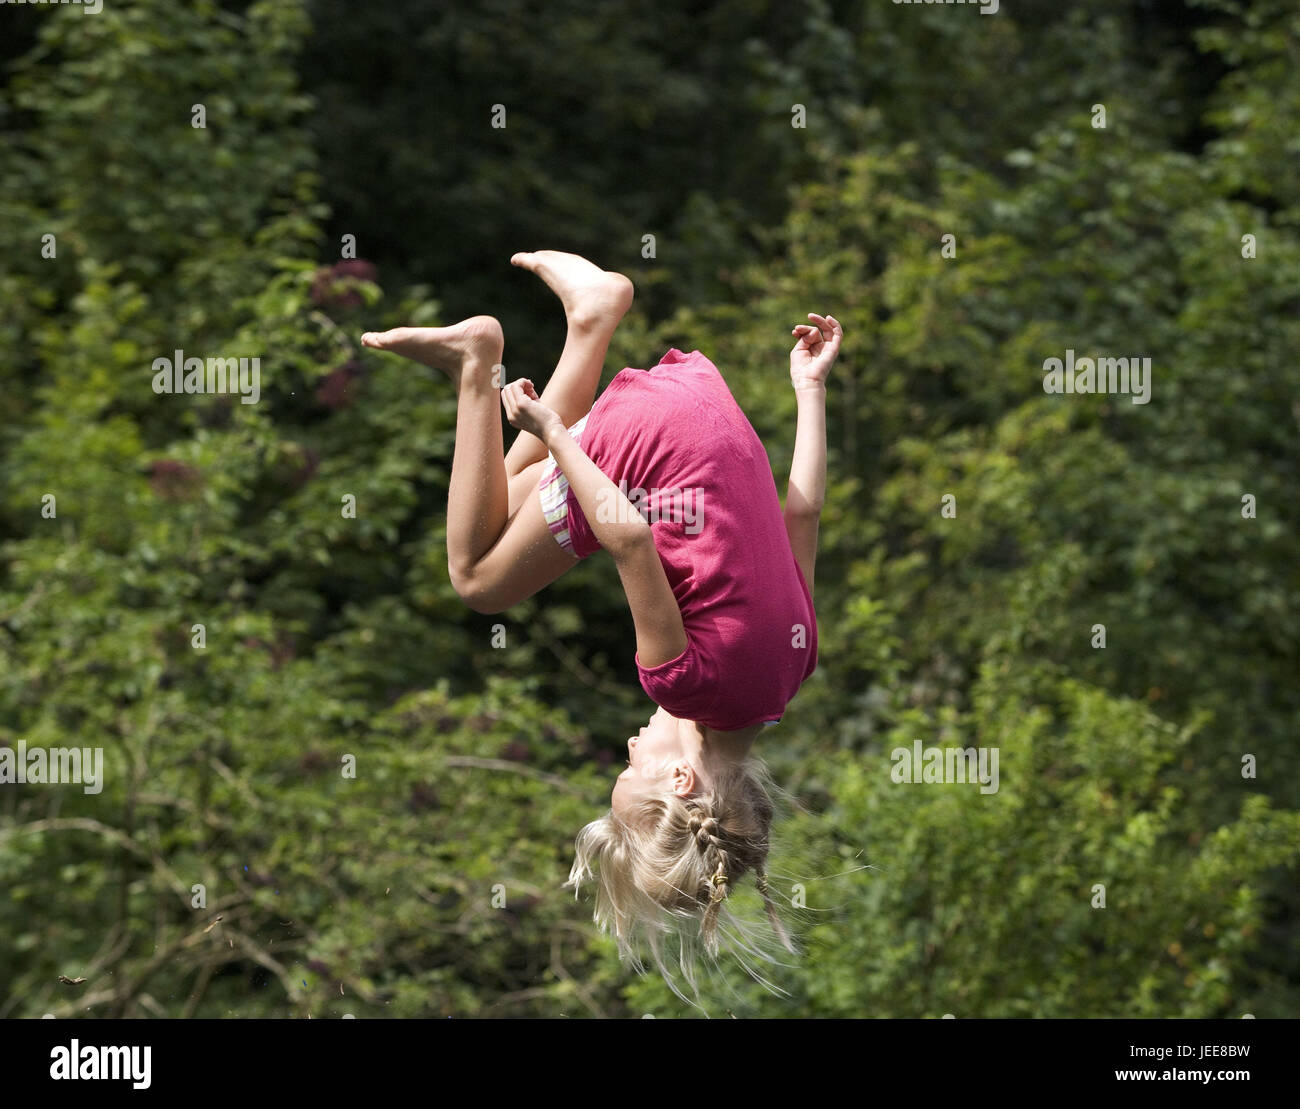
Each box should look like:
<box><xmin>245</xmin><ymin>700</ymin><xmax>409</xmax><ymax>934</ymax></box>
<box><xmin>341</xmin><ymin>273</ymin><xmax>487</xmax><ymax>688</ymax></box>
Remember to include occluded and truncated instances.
<box><xmin>449</xmin><ymin>565</ymin><xmax>506</xmax><ymax>615</ymax></box>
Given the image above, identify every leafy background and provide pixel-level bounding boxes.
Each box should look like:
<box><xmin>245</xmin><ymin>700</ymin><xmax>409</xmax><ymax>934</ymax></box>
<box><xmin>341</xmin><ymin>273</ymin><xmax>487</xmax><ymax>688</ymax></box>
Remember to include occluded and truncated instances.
<box><xmin>0</xmin><ymin>0</ymin><xmax>1296</xmax><ymax>1017</ymax></box>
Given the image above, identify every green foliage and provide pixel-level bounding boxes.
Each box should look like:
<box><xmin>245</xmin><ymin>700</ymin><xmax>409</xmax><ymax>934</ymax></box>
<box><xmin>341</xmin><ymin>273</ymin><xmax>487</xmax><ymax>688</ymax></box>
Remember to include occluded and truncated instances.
<box><xmin>1</xmin><ymin>0</ymin><xmax>1296</xmax><ymax>1018</ymax></box>
<box><xmin>629</xmin><ymin>660</ymin><xmax>1299</xmax><ymax>1017</ymax></box>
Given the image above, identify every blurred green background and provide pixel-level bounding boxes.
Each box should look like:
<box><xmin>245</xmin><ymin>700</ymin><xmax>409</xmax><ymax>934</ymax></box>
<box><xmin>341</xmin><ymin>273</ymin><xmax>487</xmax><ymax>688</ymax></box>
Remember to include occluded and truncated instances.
<box><xmin>1</xmin><ymin>0</ymin><xmax>1297</xmax><ymax>1018</ymax></box>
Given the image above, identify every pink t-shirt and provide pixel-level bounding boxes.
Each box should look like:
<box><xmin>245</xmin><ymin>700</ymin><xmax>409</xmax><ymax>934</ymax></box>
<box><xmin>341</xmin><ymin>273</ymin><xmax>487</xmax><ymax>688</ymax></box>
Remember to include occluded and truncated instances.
<box><xmin>565</xmin><ymin>348</ymin><xmax>817</xmax><ymax>730</ymax></box>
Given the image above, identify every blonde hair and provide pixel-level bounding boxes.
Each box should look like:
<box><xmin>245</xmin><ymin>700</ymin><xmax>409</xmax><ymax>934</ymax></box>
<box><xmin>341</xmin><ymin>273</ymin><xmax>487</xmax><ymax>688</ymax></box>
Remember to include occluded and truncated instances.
<box><xmin>565</xmin><ymin>754</ymin><xmax>798</xmax><ymax>1004</ymax></box>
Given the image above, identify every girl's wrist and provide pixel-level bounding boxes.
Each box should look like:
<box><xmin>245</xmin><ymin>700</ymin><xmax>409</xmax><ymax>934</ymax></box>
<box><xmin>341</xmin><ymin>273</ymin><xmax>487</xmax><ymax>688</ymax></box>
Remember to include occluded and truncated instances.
<box><xmin>792</xmin><ymin>379</ymin><xmax>827</xmax><ymax>398</ymax></box>
<box><xmin>543</xmin><ymin>422</ymin><xmax>570</xmax><ymax>450</ymax></box>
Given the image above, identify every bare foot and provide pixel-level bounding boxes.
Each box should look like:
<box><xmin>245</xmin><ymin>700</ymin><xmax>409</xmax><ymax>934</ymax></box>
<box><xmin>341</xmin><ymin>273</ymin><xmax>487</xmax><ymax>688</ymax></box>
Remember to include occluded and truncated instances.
<box><xmin>510</xmin><ymin>251</ymin><xmax>634</xmax><ymax>330</ymax></box>
<box><xmin>361</xmin><ymin>315</ymin><xmax>504</xmax><ymax>383</ymax></box>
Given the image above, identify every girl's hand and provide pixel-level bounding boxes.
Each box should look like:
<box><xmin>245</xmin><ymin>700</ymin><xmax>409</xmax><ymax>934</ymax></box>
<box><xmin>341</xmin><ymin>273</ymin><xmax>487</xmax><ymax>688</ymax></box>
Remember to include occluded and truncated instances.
<box><xmin>790</xmin><ymin>313</ymin><xmax>843</xmax><ymax>392</ymax></box>
<box><xmin>502</xmin><ymin>379</ymin><xmax>565</xmax><ymax>443</ymax></box>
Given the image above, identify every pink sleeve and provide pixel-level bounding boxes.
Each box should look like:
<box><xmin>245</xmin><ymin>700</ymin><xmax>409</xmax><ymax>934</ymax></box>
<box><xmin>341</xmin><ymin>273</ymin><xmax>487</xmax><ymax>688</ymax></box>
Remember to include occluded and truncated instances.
<box><xmin>635</xmin><ymin>638</ymin><xmax>715</xmax><ymax>719</ymax></box>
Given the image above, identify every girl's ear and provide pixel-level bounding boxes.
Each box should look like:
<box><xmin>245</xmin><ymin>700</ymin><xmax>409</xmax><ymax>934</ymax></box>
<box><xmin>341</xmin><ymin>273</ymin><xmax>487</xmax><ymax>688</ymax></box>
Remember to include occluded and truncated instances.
<box><xmin>669</xmin><ymin>760</ymin><xmax>697</xmax><ymax>797</ymax></box>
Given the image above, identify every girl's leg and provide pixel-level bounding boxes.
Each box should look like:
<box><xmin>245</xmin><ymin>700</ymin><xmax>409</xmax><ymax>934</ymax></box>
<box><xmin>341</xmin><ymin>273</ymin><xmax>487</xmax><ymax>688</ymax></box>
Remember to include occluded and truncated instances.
<box><xmin>361</xmin><ymin>314</ymin><xmax>576</xmax><ymax>612</ymax></box>
<box><xmin>453</xmin><ymin>471</ymin><xmax>579</xmax><ymax>613</ymax></box>
<box><xmin>503</xmin><ymin>251</ymin><xmax>633</xmax><ymax>483</ymax></box>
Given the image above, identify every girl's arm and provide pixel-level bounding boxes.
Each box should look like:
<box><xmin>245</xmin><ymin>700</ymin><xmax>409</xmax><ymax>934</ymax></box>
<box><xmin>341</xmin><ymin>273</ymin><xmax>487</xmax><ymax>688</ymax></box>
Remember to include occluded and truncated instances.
<box><xmin>785</xmin><ymin>384</ymin><xmax>826</xmax><ymax>595</ymax></box>
<box><xmin>503</xmin><ymin>380</ymin><xmax>687</xmax><ymax>668</ymax></box>
<box><xmin>785</xmin><ymin>313</ymin><xmax>843</xmax><ymax>596</ymax></box>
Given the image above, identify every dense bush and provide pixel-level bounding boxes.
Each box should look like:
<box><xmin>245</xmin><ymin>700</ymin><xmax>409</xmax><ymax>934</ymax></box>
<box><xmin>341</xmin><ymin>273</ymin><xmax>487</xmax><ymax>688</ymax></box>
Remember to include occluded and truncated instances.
<box><xmin>0</xmin><ymin>0</ymin><xmax>1295</xmax><ymax>1018</ymax></box>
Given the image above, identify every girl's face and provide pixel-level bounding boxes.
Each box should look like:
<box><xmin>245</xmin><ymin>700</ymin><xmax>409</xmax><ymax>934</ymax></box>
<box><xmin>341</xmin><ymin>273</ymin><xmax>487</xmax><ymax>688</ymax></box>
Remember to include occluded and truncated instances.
<box><xmin>611</xmin><ymin>706</ymin><xmax>695</xmax><ymax>822</ymax></box>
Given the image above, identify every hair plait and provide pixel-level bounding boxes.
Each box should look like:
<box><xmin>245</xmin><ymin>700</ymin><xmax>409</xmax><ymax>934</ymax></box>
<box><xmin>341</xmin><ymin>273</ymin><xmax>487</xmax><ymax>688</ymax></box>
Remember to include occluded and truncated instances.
<box><xmin>566</xmin><ymin>753</ymin><xmax>798</xmax><ymax>1006</ymax></box>
<box><xmin>689</xmin><ymin>813</ymin><xmax>720</xmax><ymax>851</ymax></box>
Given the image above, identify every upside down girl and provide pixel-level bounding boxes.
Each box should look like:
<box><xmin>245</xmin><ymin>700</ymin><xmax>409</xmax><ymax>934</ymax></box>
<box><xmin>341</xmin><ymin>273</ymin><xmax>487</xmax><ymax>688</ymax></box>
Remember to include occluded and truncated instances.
<box><xmin>362</xmin><ymin>251</ymin><xmax>840</xmax><ymax>997</ymax></box>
